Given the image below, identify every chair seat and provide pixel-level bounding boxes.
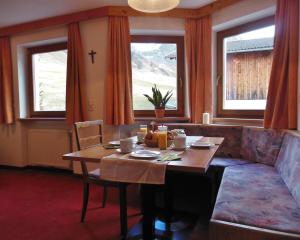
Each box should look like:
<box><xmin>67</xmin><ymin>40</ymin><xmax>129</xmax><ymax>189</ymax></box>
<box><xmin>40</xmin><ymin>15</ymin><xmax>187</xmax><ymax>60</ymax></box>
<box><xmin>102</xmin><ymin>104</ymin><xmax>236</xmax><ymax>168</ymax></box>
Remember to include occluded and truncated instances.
<box><xmin>212</xmin><ymin>164</ymin><xmax>300</xmax><ymax>235</ymax></box>
<box><xmin>89</xmin><ymin>168</ymin><xmax>101</xmax><ymax>178</ymax></box>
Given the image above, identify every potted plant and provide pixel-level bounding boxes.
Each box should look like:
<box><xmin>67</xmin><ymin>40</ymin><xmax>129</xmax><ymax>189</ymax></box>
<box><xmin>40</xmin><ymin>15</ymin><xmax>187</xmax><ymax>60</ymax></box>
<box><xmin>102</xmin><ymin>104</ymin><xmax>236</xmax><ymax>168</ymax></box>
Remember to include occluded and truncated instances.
<box><xmin>143</xmin><ymin>85</ymin><xmax>173</xmax><ymax>118</ymax></box>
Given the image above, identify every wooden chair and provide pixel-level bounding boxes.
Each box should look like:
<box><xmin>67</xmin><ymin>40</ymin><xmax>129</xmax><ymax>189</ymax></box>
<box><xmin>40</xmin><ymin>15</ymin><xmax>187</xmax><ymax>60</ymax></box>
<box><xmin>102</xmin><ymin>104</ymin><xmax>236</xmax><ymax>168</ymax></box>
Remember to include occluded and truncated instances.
<box><xmin>74</xmin><ymin>120</ymin><xmax>128</xmax><ymax>238</ymax></box>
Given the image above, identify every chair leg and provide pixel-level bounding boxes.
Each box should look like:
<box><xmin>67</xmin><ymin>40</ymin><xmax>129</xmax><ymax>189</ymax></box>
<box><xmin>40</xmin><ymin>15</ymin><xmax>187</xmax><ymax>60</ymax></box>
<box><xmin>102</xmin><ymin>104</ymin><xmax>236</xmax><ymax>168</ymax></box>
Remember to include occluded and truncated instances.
<box><xmin>81</xmin><ymin>182</ymin><xmax>89</xmax><ymax>223</ymax></box>
<box><xmin>102</xmin><ymin>186</ymin><xmax>108</xmax><ymax>208</ymax></box>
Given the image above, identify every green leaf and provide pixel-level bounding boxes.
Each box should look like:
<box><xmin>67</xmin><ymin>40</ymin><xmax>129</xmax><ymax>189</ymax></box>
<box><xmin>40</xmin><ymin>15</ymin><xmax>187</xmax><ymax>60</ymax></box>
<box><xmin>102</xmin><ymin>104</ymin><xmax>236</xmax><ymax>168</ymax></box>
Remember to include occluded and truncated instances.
<box><xmin>143</xmin><ymin>84</ymin><xmax>173</xmax><ymax>108</ymax></box>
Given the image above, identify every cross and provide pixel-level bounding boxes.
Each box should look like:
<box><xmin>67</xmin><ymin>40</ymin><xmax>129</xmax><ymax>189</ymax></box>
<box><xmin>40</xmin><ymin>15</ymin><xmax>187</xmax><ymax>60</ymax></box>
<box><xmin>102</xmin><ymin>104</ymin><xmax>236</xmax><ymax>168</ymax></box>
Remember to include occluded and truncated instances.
<box><xmin>88</xmin><ymin>50</ymin><xmax>97</xmax><ymax>64</ymax></box>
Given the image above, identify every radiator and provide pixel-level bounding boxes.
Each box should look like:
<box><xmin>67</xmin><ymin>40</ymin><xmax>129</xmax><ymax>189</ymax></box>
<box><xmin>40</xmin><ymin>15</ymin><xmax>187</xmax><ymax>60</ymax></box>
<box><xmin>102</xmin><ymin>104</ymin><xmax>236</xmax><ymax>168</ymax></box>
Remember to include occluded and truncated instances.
<box><xmin>27</xmin><ymin>129</ymin><xmax>72</xmax><ymax>169</ymax></box>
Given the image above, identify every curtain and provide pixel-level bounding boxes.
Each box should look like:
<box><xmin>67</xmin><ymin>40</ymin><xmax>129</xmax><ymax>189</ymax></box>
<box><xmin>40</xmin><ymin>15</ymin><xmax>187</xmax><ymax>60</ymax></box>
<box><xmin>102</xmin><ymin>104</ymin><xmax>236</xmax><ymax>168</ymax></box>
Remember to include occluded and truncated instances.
<box><xmin>66</xmin><ymin>22</ymin><xmax>88</xmax><ymax>124</ymax></box>
<box><xmin>185</xmin><ymin>16</ymin><xmax>212</xmax><ymax>123</ymax></box>
<box><xmin>264</xmin><ymin>0</ymin><xmax>299</xmax><ymax>129</ymax></box>
<box><xmin>105</xmin><ymin>16</ymin><xmax>134</xmax><ymax>125</ymax></box>
<box><xmin>0</xmin><ymin>37</ymin><xmax>14</xmax><ymax>124</ymax></box>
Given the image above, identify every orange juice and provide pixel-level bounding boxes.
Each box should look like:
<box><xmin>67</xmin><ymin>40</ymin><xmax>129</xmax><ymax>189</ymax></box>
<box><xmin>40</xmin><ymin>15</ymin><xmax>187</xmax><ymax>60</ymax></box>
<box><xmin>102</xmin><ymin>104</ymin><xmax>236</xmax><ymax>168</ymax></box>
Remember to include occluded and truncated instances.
<box><xmin>140</xmin><ymin>128</ymin><xmax>147</xmax><ymax>133</ymax></box>
<box><xmin>140</xmin><ymin>125</ymin><xmax>148</xmax><ymax>133</ymax></box>
<box><xmin>158</xmin><ymin>132</ymin><xmax>167</xmax><ymax>150</ymax></box>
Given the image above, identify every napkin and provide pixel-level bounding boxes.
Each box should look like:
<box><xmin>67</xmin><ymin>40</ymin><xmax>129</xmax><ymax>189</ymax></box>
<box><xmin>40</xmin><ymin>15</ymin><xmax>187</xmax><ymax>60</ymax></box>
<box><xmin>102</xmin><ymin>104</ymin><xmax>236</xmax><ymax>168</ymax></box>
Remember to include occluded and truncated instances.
<box><xmin>158</xmin><ymin>154</ymin><xmax>182</xmax><ymax>162</ymax></box>
<box><xmin>103</xmin><ymin>144</ymin><xmax>120</xmax><ymax>149</ymax></box>
<box><xmin>100</xmin><ymin>153</ymin><xmax>168</xmax><ymax>184</ymax></box>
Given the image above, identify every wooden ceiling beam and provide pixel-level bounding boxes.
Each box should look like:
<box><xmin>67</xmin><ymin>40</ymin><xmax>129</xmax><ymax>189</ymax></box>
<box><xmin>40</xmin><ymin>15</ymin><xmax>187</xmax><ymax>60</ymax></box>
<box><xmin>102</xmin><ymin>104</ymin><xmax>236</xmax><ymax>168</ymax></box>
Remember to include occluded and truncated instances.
<box><xmin>0</xmin><ymin>6</ymin><xmax>109</xmax><ymax>37</ymax></box>
<box><xmin>107</xmin><ymin>6</ymin><xmax>200</xmax><ymax>18</ymax></box>
<box><xmin>0</xmin><ymin>0</ymin><xmax>242</xmax><ymax>37</ymax></box>
<box><xmin>194</xmin><ymin>0</ymin><xmax>243</xmax><ymax>18</ymax></box>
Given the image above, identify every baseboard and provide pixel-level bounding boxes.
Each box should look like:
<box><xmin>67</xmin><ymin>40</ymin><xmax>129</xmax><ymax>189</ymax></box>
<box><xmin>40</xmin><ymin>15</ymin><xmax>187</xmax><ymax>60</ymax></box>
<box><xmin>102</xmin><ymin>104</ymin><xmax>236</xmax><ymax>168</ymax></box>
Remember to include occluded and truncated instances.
<box><xmin>0</xmin><ymin>162</ymin><xmax>27</xmax><ymax>168</ymax></box>
<box><xmin>0</xmin><ymin>164</ymin><xmax>73</xmax><ymax>174</ymax></box>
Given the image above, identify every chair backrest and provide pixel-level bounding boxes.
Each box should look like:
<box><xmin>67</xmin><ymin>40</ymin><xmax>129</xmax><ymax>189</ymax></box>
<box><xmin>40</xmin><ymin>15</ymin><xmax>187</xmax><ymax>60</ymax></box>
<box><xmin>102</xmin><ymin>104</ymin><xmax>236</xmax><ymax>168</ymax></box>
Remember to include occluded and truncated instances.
<box><xmin>74</xmin><ymin>120</ymin><xmax>103</xmax><ymax>178</ymax></box>
<box><xmin>74</xmin><ymin>120</ymin><xmax>103</xmax><ymax>150</ymax></box>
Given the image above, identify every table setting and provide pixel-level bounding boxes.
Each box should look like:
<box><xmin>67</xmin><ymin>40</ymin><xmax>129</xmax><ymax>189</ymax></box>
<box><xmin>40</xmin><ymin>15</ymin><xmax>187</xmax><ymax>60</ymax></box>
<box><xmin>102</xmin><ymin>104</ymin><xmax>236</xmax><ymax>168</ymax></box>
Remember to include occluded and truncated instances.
<box><xmin>99</xmin><ymin>125</ymin><xmax>218</xmax><ymax>185</ymax></box>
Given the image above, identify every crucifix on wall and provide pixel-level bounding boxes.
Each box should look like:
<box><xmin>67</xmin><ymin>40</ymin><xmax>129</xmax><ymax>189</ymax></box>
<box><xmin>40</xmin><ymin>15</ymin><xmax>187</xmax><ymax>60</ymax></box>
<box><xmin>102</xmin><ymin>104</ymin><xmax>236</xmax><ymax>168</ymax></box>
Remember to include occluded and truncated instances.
<box><xmin>88</xmin><ymin>50</ymin><xmax>97</xmax><ymax>64</ymax></box>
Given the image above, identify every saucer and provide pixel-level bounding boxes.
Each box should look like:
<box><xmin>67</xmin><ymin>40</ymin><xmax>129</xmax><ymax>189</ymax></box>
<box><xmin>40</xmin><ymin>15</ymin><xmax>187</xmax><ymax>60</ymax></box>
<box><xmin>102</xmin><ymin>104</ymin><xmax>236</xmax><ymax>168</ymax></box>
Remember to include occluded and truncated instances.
<box><xmin>109</xmin><ymin>140</ymin><xmax>120</xmax><ymax>146</ymax></box>
<box><xmin>191</xmin><ymin>142</ymin><xmax>215</xmax><ymax>149</ymax></box>
<box><xmin>116</xmin><ymin>149</ymin><xmax>131</xmax><ymax>154</ymax></box>
<box><xmin>171</xmin><ymin>146</ymin><xmax>187</xmax><ymax>151</ymax></box>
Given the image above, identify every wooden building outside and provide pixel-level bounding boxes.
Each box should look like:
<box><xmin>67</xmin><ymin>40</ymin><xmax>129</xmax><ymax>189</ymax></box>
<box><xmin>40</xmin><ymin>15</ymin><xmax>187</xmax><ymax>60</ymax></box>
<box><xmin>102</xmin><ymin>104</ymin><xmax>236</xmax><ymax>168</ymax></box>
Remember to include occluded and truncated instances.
<box><xmin>225</xmin><ymin>37</ymin><xmax>274</xmax><ymax>100</ymax></box>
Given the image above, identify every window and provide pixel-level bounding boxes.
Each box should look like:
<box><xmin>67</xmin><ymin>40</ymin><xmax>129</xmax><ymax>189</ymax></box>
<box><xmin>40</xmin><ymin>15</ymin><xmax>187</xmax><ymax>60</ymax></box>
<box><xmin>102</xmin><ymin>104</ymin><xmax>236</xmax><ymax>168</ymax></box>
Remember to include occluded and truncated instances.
<box><xmin>131</xmin><ymin>36</ymin><xmax>184</xmax><ymax>117</ymax></box>
<box><xmin>27</xmin><ymin>43</ymin><xmax>67</xmax><ymax>117</ymax></box>
<box><xmin>217</xmin><ymin>17</ymin><xmax>275</xmax><ymax>118</ymax></box>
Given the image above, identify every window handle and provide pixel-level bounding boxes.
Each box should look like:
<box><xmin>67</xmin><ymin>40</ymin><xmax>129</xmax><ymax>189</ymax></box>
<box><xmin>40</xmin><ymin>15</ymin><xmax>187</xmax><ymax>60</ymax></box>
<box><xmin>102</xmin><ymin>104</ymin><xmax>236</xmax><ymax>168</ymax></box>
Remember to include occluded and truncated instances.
<box><xmin>217</xmin><ymin>75</ymin><xmax>222</xmax><ymax>86</ymax></box>
<box><xmin>179</xmin><ymin>76</ymin><xmax>183</xmax><ymax>88</ymax></box>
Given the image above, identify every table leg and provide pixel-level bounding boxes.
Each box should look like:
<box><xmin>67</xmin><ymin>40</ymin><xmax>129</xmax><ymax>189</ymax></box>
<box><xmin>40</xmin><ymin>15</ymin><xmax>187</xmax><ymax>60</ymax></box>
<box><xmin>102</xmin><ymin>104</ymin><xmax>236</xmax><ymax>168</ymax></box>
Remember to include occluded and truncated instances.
<box><xmin>164</xmin><ymin>177</ymin><xmax>173</xmax><ymax>237</ymax></box>
<box><xmin>119</xmin><ymin>183</ymin><xmax>128</xmax><ymax>239</ymax></box>
<box><xmin>141</xmin><ymin>184</ymin><xmax>156</xmax><ymax>240</ymax></box>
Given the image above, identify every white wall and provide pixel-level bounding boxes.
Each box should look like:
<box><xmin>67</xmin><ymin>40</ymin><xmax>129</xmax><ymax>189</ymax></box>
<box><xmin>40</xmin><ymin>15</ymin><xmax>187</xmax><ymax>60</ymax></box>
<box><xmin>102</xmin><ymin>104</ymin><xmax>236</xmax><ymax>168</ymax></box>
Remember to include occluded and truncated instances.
<box><xmin>130</xmin><ymin>17</ymin><xmax>184</xmax><ymax>35</ymax></box>
<box><xmin>298</xmin><ymin>2</ymin><xmax>300</xmax><ymax>131</ymax></box>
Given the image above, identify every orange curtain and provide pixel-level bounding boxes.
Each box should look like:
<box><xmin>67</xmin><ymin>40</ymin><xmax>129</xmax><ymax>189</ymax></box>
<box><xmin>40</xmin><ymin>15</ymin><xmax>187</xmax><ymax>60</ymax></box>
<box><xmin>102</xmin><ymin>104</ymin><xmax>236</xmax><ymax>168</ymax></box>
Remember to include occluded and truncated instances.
<box><xmin>264</xmin><ymin>0</ymin><xmax>299</xmax><ymax>129</ymax></box>
<box><xmin>105</xmin><ymin>16</ymin><xmax>134</xmax><ymax>125</ymax></box>
<box><xmin>66</xmin><ymin>23</ymin><xmax>88</xmax><ymax>124</ymax></box>
<box><xmin>0</xmin><ymin>37</ymin><xmax>14</xmax><ymax>124</ymax></box>
<box><xmin>185</xmin><ymin>16</ymin><xmax>212</xmax><ymax>123</ymax></box>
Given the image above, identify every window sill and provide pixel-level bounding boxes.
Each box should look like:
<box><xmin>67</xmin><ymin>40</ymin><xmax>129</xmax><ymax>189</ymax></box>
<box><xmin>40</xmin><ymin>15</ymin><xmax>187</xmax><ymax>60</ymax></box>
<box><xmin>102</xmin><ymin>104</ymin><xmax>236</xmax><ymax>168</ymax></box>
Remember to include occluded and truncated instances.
<box><xmin>212</xmin><ymin>118</ymin><xmax>263</xmax><ymax>127</ymax></box>
<box><xmin>135</xmin><ymin>117</ymin><xmax>190</xmax><ymax>124</ymax></box>
<box><xmin>19</xmin><ymin>117</ymin><xmax>66</xmax><ymax>122</ymax></box>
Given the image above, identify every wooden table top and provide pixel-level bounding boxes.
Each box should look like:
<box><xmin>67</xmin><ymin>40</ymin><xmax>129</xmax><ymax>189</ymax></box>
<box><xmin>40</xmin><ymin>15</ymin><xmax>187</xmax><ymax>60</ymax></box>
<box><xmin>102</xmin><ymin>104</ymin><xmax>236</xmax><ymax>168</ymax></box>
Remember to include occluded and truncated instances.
<box><xmin>62</xmin><ymin>136</ymin><xmax>224</xmax><ymax>174</ymax></box>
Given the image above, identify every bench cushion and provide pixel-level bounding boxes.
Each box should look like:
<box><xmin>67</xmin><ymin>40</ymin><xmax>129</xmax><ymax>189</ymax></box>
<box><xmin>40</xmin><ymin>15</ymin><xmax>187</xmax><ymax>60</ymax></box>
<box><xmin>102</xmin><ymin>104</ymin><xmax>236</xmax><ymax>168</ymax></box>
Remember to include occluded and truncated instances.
<box><xmin>241</xmin><ymin>127</ymin><xmax>285</xmax><ymax>166</ymax></box>
<box><xmin>276</xmin><ymin>133</ymin><xmax>300</xmax><ymax>206</ymax></box>
<box><xmin>210</xmin><ymin>157</ymin><xmax>251</xmax><ymax>168</ymax></box>
<box><xmin>212</xmin><ymin>164</ymin><xmax>300</xmax><ymax>235</ymax></box>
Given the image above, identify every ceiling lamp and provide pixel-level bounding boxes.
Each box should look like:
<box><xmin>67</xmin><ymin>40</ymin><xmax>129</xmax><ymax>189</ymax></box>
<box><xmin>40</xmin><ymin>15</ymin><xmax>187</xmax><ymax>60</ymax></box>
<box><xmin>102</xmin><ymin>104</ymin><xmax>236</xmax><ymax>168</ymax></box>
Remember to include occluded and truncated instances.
<box><xmin>128</xmin><ymin>0</ymin><xmax>180</xmax><ymax>13</ymax></box>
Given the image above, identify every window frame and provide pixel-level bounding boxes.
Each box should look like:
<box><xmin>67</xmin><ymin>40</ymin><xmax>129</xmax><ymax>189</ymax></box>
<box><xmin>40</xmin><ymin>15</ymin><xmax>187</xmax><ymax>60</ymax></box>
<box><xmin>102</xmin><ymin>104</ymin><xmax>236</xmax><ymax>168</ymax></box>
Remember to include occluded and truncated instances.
<box><xmin>131</xmin><ymin>35</ymin><xmax>185</xmax><ymax>117</ymax></box>
<box><xmin>27</xmin><ymin>42</ymin><xmax>68</xmax><ymax>118</ymax></box>
<box><xmin>217</xmin><ymin>16</ymin><xmax>275</xmax><ymax>119</ymax></box>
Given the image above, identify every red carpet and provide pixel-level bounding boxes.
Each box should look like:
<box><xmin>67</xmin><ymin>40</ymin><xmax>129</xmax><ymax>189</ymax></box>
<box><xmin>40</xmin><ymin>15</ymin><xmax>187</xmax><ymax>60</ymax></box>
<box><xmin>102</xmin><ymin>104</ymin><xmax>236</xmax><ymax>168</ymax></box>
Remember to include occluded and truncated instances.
<box><xmin>0</xmin><ymin>168</ymin><xmax>141</xmax><ymax>240</ymax></box>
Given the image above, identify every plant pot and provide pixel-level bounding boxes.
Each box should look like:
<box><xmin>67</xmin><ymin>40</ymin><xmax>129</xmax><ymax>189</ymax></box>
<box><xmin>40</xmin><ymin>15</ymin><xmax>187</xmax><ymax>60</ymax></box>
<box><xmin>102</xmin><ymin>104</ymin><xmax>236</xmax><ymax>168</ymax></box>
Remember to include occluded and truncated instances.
<box><xmin>155</xmin><ymin>108</ymin><xmax>165</xmax><ymax>118</ymax></box>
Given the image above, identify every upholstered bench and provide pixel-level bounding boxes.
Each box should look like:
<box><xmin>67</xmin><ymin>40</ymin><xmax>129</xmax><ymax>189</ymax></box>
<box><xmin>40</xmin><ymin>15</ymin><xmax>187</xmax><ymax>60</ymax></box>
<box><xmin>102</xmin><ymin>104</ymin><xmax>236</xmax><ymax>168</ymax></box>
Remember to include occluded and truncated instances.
<box><xmin>210</xmin><ymin>126</ymin><xmax>285</xmax><ymax>169</ymax></box>
<box><xmin>210</xmin><ymin>132</ymin><xmax>300</xmax><ymax>240</ymax></box>
<box><xmin>154</xmin><ymin>124</ymin><xmax>284</xmax><ymax>168</ymax></box>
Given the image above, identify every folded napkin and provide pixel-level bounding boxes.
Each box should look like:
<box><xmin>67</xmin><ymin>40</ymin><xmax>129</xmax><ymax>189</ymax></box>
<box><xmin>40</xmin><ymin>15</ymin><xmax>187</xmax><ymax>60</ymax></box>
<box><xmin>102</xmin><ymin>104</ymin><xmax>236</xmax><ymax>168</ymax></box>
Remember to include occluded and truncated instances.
<box><xmin>102</xmin><ymin>144</ymin><xmax>120</xmax><ymax>149</ymax></box>
<box><xmin>100</xmin><ymin>153</ymin><xmax>168</xmax><ymax>185</ymax></box>
<box><xmin>158</xmin><ymin>153</ymin><xmax>182</xmax><ymax>162</ymax></box>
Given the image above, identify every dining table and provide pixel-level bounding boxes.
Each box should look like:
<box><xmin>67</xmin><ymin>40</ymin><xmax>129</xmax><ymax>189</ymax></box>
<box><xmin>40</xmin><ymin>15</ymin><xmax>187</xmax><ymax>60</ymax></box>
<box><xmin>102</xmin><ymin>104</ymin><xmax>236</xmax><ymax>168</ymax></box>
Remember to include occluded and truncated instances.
<box><xmin>62</xmin><ymin>136</ymin><xmax>224</xmax><ymax>240</ymax></box>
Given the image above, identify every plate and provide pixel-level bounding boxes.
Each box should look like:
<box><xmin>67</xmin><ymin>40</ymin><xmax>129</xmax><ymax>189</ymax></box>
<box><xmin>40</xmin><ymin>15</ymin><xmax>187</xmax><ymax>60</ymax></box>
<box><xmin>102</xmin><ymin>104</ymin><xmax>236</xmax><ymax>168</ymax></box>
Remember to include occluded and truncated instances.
<box><xmin>109</xmin><ymin>140</ymin><xmax>120</xmax><ymax>146</ymax></box>
<box><xmin>191</xmin><ymin>142</ymin><xmax>215</xmax><ymax>149</ymax></box>
<box><xmin>130</xmin><ymin>150</ymin><xmax>161</xmax><ymax>159</ymax></box>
